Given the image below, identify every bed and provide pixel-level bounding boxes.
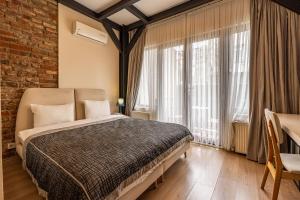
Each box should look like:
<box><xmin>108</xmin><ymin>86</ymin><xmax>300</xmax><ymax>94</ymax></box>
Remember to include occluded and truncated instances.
<box><xmin>15</xmin><ymin>88</ymin><xmax>193</xmax><ymax>200</ymax></box>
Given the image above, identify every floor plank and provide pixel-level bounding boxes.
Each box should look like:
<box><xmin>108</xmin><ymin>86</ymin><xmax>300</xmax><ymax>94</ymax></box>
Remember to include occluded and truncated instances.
<box><xmin>3</xmin><ymin>145</ymin><xmax>300</xmax><ymax>200</ymax></box>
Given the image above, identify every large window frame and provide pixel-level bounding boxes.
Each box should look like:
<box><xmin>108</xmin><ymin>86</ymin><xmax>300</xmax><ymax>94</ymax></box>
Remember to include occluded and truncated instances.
<box><xmin>136</xmin><ymin>26</ymin><xmax>250</xmax><ymax>146</ymax></box>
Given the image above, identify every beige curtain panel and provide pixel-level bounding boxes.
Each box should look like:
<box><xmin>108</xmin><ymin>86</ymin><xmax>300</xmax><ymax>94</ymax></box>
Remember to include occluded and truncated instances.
<box><xmin>187</xmin><ymin>0</ymin><xmax>250</xmax><ymax>37</ymax></box>
<box><xmin>145</xmin><ymin>0</ymin><xmax>250</xmax><ymax>47</ymax></box>
<box><xmin>247</xmin><ymin>0</ymin><xmax>300</xmax><ymax>163</ymax></box>
<box><xmin>125</xmin><ymin>30</ymin><xmax>147</xmax><ymax>116</ymax></box>
<box><xmin>145</xmin><ymin>15</ymin><xmax>186</xmax><ymax>47</ymax></box>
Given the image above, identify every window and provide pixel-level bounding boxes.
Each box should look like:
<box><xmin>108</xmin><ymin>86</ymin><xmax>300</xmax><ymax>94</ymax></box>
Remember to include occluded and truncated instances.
<box><xmin>136</xmin><ymin>48</ymin><xmax>158</xmax><ymax>109</ymax></box>
<box><xmin>189</xmin><ymin>38</ymin><xmax>220</xmax><ymax>144</ymax></box>
<box><xmin>136</xmin><ymin>44</ymin><xmax>185</xmax><ymax>125</ymax></box>
<box><xmin>135</xmin><ymin>0</ymin><xmax>250</xmax><ymax>148</ymax></box>
<box><xmin>137</xmin><ymin>30</ymin><xmax>250</xmax><ymax>147</ymax></box>
<box><xmin>137</xmin><ymin>28</ymin><xmax>250</xmax><ymax>147</ymax></box>
<box><xmin>187</xmin><ymin>30</ymin><xmax>250</xmax><ymax>145</ymax></box>
<box><xmin>159</xmin><ymin>45</ymin><xmax>184</xmax><ymax>124</ymax></box>
<box><xmin>229</xmin><ymin>31</ymin><xmax>250</xmax><ymax>122</ymax></box>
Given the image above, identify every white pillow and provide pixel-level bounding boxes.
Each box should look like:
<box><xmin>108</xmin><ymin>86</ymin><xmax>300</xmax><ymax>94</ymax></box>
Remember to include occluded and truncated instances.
<box><xmin>84</xmin><ymin>100</ymin><xmax>111</xmax><ymax>119</ymax></box>
<box><xmin>31</xmin><ymin>103</ymin><xmax>75</xmax><ymax>128</ymax></box>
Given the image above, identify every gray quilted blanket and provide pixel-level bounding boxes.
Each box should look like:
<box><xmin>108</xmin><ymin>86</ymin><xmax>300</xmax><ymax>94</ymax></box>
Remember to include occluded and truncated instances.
<box><xmin>24</xmin><ymin>117</ymin><xmax>193</xmax><ymax>200</ymax></box>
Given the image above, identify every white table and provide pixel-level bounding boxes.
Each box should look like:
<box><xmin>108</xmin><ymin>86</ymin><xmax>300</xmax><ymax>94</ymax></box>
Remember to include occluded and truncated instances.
<box><xmin>277</xmin><ymin>113</ymin><xmax>300</xmax><ymax>190</ymax></box>
<box><xmin>277</xmin><ymin>113</ymin><xmax>300</xmax><ymax>146</ymax></box>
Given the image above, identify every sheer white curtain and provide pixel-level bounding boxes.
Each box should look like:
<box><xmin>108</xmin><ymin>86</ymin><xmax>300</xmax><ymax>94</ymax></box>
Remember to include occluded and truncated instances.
<box><xmin>187</xmin><ymin>36</ymin><xmax>220</xmax><ymax>145</ymax></box>
<box><xmin>136</xmin><ymin>16</ymin><xmax>186</xmax><ymax>124</ymax></box>
<box><xmin>187</xmin><ymin>0</ymin><xmax>250</xmax><ymax>148</ymax></box>
<box><xmin>136</xmin><ymin>0</ymin><xmax>250</xmax><ymax>149</ymax></box>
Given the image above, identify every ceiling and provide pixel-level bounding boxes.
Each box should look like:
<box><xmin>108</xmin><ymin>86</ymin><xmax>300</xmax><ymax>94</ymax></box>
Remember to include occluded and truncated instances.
<box><xmin>74</xmin><ymin>0</ymin><xmax>188</xmax><ymax>25</ymax></box>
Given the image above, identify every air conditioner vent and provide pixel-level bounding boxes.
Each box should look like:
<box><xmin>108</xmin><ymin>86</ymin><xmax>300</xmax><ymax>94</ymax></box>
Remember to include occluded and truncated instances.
<box><xmin>72</xmin><ymin>21</ymin><xmax>108</xmax><ymax>44</ymax></box>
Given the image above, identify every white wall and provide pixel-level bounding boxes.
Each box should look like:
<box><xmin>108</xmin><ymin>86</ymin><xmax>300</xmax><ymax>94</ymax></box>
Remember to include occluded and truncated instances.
<box><xmin>58</xmin><ymin>4</ymin><xmax>119</xmax><ymax>112</ymax></box>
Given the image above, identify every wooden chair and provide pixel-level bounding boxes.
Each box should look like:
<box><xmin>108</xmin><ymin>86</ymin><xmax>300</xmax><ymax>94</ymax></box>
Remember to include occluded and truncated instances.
<box><xmin>261</xmin><ymin>109</ymin><xmax>300</xmax><ymax>200</ymax></box>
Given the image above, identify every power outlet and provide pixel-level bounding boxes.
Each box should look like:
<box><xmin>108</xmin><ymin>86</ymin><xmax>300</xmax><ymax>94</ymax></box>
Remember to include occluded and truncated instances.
<box><xmin>7</xmin><ymin>142</ymin><xmax>16</xmax><ymax>150</ymax></box>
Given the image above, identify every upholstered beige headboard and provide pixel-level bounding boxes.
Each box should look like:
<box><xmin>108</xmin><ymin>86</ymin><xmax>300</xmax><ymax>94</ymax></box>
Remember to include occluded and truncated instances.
<box><xmin>15</xmin><ymin>88</ymin><xmax>106</xmax><ymax>138</ymax></box>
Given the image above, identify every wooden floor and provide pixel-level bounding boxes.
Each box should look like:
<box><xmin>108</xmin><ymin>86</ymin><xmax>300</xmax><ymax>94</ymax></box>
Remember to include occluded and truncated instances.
<box><xmin>3</xmin><ymin>145</ymin><xmax>300</xmax><ymax>200</ymax></box>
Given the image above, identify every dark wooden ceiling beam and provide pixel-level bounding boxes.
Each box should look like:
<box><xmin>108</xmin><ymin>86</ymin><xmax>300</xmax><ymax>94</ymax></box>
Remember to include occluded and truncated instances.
<box><xmin>58</xmin><ymin>0</ymin><xmax>122</xmax><ymax>31</ymax></box>
<box><xmin>97</xmin><ymin>0</ymin><xmax>141</xmax><ymax>20</ymax></box>
<box><xmin>272</xmin><ymin>0</ymin><xmax>300</xmax><ymax>14</ymax></box>
<box><xmin>126</xmin><ymin>5</ymin><xmax>148</xmax><ymax>24</ymax></box>
<box><xmin>127</xmin><ymin>0</ymin><xmax>214</xmax><ymax>31</ymax></box>
<box><xmin>127</xmin><ymin>25</ymin><xmax>146</xmax><ymax>54</ymax></box>
<box><xmin>102</xmin><ymin>22</ymin><xmax>121</xmax><ymax>51</ymax></box>
<box><xmin>102</xmin><ymin>19</ymin><xmax>122</xmax><ymax>31</ymax></box>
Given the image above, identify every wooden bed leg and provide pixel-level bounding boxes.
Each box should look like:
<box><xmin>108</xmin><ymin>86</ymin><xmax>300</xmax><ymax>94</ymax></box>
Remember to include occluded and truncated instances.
<box><xmin>184</xmin><ymin>152</ymin><xmax>187</xmax><ymax>158</ymax></box>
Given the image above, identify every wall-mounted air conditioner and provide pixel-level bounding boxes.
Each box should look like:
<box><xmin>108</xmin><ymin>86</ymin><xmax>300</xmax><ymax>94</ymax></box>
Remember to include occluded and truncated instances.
<box><xmin>72</xmin><ymin>21</ymin><xmax>108</xmax><ymax>44</ymax></box>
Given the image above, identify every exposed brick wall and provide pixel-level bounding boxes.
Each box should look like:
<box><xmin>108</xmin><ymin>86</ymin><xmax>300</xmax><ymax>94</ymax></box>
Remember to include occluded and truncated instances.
<box><xmin>0</xmin><ymin>0</ymin><xmax>58</xmax><ymax>157</ymax></box>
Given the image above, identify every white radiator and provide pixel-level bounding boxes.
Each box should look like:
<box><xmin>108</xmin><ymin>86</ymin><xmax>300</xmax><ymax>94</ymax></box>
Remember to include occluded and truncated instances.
<box><xmin>131</xmin><ymin>111</ymin><xmax>151</xmax><ymax>120</ymax></box>
<box><xmin>233</xmin><ymin>122</ymin><xmax>249</xmax><ymax>154</ymax></box>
